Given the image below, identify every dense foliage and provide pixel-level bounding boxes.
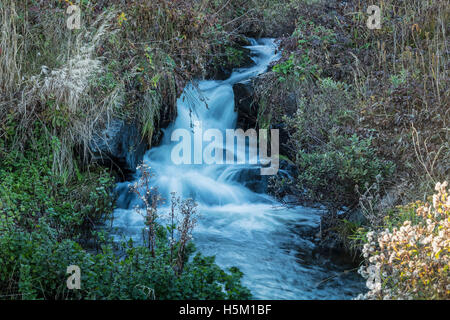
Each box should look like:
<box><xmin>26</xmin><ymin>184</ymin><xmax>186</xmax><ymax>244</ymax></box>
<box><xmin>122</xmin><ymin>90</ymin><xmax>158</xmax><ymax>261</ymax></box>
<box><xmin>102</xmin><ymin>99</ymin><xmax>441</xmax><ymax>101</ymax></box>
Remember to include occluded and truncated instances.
<box><xmin>0</xmin><ymin>125</ymin><xmax>251</xmax><ymax>299</ymax></box>
<box><xmin>283</xmin><ymin>78</ymin><xmax>395</xmax><ymax>207</ymax></box>
<box><xmin>254</xmin><ymin>0</ymin><xmax>448</xmax><ymax>299</ymax></box>
<box><xmin>0</xmin><ymin>225</ymin><xmax>251</xmax><ymax>300</ymax></box>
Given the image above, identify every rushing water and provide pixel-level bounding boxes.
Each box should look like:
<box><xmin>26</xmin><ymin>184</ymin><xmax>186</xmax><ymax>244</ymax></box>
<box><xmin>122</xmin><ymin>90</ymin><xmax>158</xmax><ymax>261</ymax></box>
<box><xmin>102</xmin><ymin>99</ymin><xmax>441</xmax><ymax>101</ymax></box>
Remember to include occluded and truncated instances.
<box><xmin>112</xmin><ymin>38</ymin><xmax>365</xmax><ymax>299</ymax></box>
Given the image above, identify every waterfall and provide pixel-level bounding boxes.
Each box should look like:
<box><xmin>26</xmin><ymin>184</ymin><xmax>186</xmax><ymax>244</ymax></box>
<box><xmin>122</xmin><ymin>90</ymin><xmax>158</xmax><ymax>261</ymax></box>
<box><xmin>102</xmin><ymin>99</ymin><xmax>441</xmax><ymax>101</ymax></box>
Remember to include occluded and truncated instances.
<box><xmin>112</xmin><ymin>38</ymin><xmax>364</xmax><ymax>299</ymax></box>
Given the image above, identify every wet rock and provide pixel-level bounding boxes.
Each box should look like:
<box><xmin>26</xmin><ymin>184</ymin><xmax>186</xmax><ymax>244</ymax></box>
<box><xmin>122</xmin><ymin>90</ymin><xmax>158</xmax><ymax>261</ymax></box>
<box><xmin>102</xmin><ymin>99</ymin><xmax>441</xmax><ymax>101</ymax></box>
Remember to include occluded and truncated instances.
<box><xmin>206</xmin><ymin>46</ymin><xmax>254</xmax><ymax>80</ymax></box>
<box><xmin>279</xmin><ymin>159</ymin><xmax>297</xmax><ymax>178</ymax></box>
<box><xmin>235</xmin><ymin>36</ymin><xmax>252</xmax><ymax>47</ymax></box>
<box><xmin>233</xmin><ymin>167</ymin><xmax>269</xmax><ymax>194</ymax></box>
<box><xmin>282</xmin><ymin>194</ymin><xmax>298</xmax><ymax>204</ymax></box>
<box><xmin>209</xmin><ymin>65</ymin><xmax>233</xmax><ymax>81</ymax></box>
<box><xmin>233</xmin><ymin>81</ymin><xmax>257</xmax><ymax>130</ymax></box>
<box><xmin>90</xmin><ymin>119</ymin><xmax>148</xmax><ymax>179</ymax></box>
<box><xmin>269</xmin><ymin>159</ymin><xmax>299</xmax><ymax>198</ymax></box>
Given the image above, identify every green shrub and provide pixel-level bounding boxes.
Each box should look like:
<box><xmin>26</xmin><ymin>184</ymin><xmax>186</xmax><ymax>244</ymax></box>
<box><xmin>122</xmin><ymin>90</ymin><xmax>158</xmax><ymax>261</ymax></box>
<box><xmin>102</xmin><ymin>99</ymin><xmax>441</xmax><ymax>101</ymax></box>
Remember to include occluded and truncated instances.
<box><xmin>0</xmin><ymin>125</ymin><xmax>114</xmax><ymax>235</ymax></box>
<box><xmin>0</xmin><ymin>124</ymin><xmax>251</xmax><ymax>300</ymax></box>
<box><xmin>284</xmin><ymin>78</ymin><xmax>354</xmax><ymax>151</ymax></box>
<box><xmin>277</xmin><ymin>77</ymin><xmax>394</xmax><ymax>207</ymax></box>
<box><xmin>273</xmin><ymin>53</ymin><xmax>320</xmax><ymax>82</ymax></box>
<box><xmin>0</xmin><ymin>222</ymin><xmax>251</xmax><ymax>300</ymax></box>
<box><xmin>295</xmin><ymin>134</ymin><xmax>395</xmax><ymax>208</ymax></box>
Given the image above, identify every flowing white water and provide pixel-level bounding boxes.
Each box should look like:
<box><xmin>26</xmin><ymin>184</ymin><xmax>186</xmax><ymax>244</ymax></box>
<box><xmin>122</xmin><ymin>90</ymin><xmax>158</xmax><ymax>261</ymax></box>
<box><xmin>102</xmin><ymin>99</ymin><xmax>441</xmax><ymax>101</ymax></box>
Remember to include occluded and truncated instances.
<box><xmin>112</xmin><ymin>38</ymin><xmax>364</xmax><ymax>299</ymax></box>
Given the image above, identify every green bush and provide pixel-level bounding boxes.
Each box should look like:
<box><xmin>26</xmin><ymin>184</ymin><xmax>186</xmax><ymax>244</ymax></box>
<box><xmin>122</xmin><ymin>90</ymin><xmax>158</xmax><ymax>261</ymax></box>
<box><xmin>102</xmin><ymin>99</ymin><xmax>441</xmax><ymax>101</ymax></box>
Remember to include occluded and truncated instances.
<box><xmin>273</xmin><ymin>53</ymin><xmax>320</xmax><ymax>82</ymax></box>
<box><xmin>284</xmin><ymin>78</ymin><xmax>354</xmax><ymax>152</ymax></box>
<box><xmin>0</xmin><ymin>124</ymin><xmax>251</xmax><ymax>300</ymax></box>
<box><xmin>295</xmin><ymin>134</ymin><xmax>395</xmax><ymax>208</ymax></box>
<box><xmin>0</xmin><ymin>126</ymin><xmax>114</xmax><ymax>235</ymax></box>
<box><xmin>0</xmin><ymin>223</ymin><xmax>251</xmax><ymax>300</ymax></box>
<box><xmin>277</xmin><ymin>78</ymin><xmax>394</xmax><ymax>208</ymax></box>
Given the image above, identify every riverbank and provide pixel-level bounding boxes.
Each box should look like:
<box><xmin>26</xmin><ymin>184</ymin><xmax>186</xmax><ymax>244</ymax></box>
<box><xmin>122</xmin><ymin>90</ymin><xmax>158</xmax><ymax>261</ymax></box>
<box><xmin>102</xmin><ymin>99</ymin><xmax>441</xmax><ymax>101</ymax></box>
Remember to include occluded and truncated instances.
<box><xmin>110</xmin><ymin>38</ymin><xmax>366</xmax><ymax>299</ymax></box>
<box><xmin>0</xmin><ymin>0</ymin><xmax>262</xmax><ymax>300</ymax></box>
<box><xmin>250</xmin><ymin>0</ymin><xmax>449</xmax><ymax>299</ymax></box>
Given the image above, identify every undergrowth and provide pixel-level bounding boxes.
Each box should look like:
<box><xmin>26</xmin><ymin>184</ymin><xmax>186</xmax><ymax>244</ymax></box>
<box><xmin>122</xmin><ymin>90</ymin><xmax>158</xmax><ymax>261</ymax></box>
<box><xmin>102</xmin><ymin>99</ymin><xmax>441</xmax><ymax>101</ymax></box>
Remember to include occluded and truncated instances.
<box><xmin>0</xmin><ymin>124</ymin><xmax>251</xmax><ymax>299</ymax></box>
<box><xmin>254</xmin><ymin>0</ymin><xmax>449</xmax><ymax>299</ymax></box>
<box><xmin>0</xmin><ymin>0</ymin><xmax>271</xmax><ymax>300</ymax></box>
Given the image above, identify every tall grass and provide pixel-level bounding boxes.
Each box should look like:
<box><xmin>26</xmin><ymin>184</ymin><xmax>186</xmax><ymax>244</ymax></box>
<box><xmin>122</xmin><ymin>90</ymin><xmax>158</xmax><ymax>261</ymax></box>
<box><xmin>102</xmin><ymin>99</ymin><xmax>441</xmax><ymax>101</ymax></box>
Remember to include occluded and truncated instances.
<box><xmin>0</xmin><ymin>1</ymin><xmax>118</xmax><ymax>179</ymax></box>
<box><xmin>0</xmin><ymin>0</ymin><xmax>22</xmax><ymax>120</ymax></box>
<box><xmin>352</xmin><ymin>0</ymin><xmax>449</xmax><ymax>199</ymax></box>
<box><xmin>0</xmin><ymin>0</ymin><xmax>257</xmax><ymax>177</ymax></box>
<box><xmin>23</xmin><ymin>11</ymin><xmax>116</xmax><ymax>177</ymax></box>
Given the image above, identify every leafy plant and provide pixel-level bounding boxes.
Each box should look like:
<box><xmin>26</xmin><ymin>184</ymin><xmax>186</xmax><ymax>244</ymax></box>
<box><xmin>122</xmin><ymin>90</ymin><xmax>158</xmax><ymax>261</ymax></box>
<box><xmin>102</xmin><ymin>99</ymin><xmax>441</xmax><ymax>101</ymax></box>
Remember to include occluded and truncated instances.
<box><xmin>295</xmin><ymin>134</ymin><xmax>395</xmax><ymax>208</ymax></box>
<box><xmin>0</xmin><ymin>136</ymin><xmax>251</xmax><ymax>300</ymax></box>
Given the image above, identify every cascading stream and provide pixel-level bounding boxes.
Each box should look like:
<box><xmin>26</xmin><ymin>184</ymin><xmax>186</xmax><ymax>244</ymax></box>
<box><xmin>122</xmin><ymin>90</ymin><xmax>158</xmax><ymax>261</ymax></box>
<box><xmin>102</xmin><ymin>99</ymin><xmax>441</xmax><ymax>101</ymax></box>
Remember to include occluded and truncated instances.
<box><xmin>112</xmin><ymin>38</ymin><xmax>365</xmax><ymax>299</ymax></box>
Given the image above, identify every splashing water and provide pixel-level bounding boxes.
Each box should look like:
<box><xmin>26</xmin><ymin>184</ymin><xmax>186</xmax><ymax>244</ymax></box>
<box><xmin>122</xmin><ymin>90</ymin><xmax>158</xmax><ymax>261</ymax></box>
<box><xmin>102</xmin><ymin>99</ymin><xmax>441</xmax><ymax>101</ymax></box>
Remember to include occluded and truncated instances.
<box><xmin>112</xmin><ymin>38</ymin><xmax>365</xmax><ymax>299</ymax></box>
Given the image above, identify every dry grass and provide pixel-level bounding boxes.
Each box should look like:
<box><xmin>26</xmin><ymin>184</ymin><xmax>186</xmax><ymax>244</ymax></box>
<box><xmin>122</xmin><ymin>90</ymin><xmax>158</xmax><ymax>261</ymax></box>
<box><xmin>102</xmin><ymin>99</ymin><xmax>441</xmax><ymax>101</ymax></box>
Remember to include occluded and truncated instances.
<box><xmin>255</xmin><ymin>0</ymin><xmax>449</xmax><ymax>206</ymax></box>
<box><xmin>8</xmin><ymin>11</ymin><xmax>116</xmax><ymax>178</ymax></box>
<box><xmin>0</xmin><ymin>1</ymin><xmax>21</xmax><ymax>99</ymax></box>
<box><xmin>352</xmin><ymin>0</ymin><xmax>449</xmax><ymax>200</ymax></box>
<box><xmin>0</xmin><ymin>0</ymin><xmax>263</xmax><ymax>178</ymax></box>
<box><xmin>0</xmin><ymin>2</ymin><xmax>117</xmax><ymax>177</ymax></box>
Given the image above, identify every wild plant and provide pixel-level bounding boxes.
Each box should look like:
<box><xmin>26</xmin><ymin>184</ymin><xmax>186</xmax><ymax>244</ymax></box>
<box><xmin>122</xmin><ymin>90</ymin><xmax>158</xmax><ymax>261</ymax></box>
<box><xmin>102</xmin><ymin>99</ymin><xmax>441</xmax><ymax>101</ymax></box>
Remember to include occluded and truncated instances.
<box><xmin>130</xmin><ymin>164</ymin><xmax>162</xmax><ymax>257</ymax></box>
<box><xmin>130</xmin><ymin>165</ymin><xmax>199</xmax><ymax>274</ymax></box>
<box><xmin>358</xmin><ymin>181</ymin><xmax>450</xmax><ymax>300</ymax></box>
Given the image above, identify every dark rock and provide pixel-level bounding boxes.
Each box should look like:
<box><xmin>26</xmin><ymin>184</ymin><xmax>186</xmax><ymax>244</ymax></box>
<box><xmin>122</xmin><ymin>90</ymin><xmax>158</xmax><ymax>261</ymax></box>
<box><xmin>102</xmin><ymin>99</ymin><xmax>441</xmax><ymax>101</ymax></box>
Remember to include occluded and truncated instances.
<box><xmin>234</xmin><ymin>36</ymin><xmax>252</xmax><ymax>47</ymax></box>
<box><xmin>233</xmin><ymin>81</ymin><xmax>257</xmax><ymax>130</ymax></box>
<box><xmin>209</xmin><ymin>65</ymin><xmax>233</xmax><ymax>81</ymax></box>
<box><xmin>206</xmin><ymin>46</ymin><xmax>255</xmax><ymax>80</ymax></box>
<box><xmin>233</xmin><ymin>167</ymin><xmax>269</xmax><ymax>193</ymax></box>
<box><xmin>269</xmin><ymin>159</ymin><xmax>298</xmax><ymax>198</ymax></box>
<box><xmin>282</xmin><ymin>194</ymin><xmax>298</xmax><ymax>204</ymax></box>
<box><xmin>271</xmin><ymin>123</ymin><xmax>292</xmax><ymax>156</ymax></box>
<box><xmin>279</xmin><ymin>159</ymin><xmax>298</xmax><ymax>178</ymax></box>
<box><xmin>90</xmin><ymin>119</ymin><xmax>148</xmax><ymax>179</ymax></box>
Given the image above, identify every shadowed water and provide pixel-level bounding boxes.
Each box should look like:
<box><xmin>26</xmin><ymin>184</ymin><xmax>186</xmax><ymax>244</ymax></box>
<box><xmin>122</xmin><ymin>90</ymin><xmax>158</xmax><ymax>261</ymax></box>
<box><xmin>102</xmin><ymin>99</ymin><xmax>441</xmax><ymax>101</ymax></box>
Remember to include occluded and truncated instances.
<box><xmin>112</xmin><ymin>38</ymin><xmax>365</xmax><ymax>299</ymax></box>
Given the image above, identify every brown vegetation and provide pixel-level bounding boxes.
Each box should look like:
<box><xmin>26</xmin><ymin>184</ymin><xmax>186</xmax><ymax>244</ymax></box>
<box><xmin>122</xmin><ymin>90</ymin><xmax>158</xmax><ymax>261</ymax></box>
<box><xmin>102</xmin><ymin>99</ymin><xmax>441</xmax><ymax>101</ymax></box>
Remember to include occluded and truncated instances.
<box><xmin>256</xmin><ymin>0</ymin><xmax>448</xmax><ymax>218</ymax></box>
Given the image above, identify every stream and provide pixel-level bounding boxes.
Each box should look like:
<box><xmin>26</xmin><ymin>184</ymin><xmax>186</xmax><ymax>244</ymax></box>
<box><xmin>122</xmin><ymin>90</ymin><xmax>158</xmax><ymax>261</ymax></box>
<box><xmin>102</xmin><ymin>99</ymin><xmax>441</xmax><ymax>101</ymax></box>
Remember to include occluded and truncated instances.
<box><xmin>111</xmin><ymin>38</ymin><xmax>365</xmax><ymax>299</ymax></box>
